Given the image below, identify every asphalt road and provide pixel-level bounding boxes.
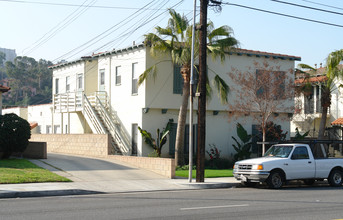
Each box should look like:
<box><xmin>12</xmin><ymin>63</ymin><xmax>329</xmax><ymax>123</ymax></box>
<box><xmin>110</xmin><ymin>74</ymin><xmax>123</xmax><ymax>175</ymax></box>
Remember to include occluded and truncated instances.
<box><xmin>1</xmin><ymin>186</ymin><xmax>343</xmax><ymax>220</ymax></box>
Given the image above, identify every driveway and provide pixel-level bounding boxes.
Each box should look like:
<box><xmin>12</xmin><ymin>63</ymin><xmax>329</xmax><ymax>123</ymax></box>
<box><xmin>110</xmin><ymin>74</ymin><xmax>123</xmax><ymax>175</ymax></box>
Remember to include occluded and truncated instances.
<box><xmin>31</xmin><ymin>153</ymin><xmax>185</xmax><ymax>193</ymax></box>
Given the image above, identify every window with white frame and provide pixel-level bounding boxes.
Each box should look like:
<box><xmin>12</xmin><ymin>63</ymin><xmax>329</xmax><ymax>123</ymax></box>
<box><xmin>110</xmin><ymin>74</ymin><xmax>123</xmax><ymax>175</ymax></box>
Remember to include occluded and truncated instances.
<box><xmin>132</xmin><ymin>63</ymin><xmax>138</xmax><ymax>95</ymax></box>
<box><xmin>77</xmin><ymin>73</ymin><xmax>83</xmax><ymax>90</ymax></box>
<box><xmin>116</xmin><ymin>66</ymin><xmax>121</xmax><ymax>85</ymax></box>
<box><xmin>100</xmin><ymin>69</ymin><xmax>105</xmax><ymax>86</ymax></box>
<box><xmin>66</xmin><ymin>76</ymin><xmax>70</xmax><ymax>92</ymax></box>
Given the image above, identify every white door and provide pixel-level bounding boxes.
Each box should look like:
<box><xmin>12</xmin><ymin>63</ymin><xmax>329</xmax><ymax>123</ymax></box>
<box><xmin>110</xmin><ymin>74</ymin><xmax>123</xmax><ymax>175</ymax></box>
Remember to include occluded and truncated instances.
<box><xmin>99</xmin><ymin>69</ymin><xmax>106</xmax><ymax>92</ymax></box>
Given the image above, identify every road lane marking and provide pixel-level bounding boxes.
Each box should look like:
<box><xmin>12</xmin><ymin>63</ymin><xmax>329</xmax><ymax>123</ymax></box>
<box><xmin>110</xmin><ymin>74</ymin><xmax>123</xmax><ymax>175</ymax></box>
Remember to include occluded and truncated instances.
<box><xmin>180</xmin><ymin>204</ymin><xmax>249</xmax><ymax>211</ymax></box>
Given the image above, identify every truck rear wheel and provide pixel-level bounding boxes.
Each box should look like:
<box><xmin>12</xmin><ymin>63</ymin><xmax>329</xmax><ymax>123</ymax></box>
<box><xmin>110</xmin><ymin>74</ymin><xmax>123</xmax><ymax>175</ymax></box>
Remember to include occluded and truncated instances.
<box><xmin>328</xmin><ymin>169</ymin><xmax>343</xmax><ymax>187</ymax></box>
<box><xmin>266</xmin><ymin>171</ymin><xmax>284</xmax><ymax>189</ymax></box>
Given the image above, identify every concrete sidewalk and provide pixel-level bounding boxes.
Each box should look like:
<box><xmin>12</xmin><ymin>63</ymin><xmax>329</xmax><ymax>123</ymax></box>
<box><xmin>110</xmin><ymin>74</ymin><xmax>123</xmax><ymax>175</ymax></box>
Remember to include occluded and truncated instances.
<box><xmin>0</xmin><ymin>153</ymin><xmax>240</xmax><ymax>198</ymax></box>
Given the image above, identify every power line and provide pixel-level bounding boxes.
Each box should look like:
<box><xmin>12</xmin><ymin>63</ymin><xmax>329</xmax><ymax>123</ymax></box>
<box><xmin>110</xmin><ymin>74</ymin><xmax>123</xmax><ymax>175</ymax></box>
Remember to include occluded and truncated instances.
<box><xmin>222</xmin><ymin>2</ymin><xmax>343</xmax><ymax>28</ymax></box>
<box><xmin>0</xmin><ymin>0</ymin><xmax>190</xmax><ymax>10</ymax></box>
<box><xmin>300</xmin><ymin>0</ymin><xmax>343</xmax><ymax>11</ymax></box>
<box><xmin>271</xmin><ymin>0</ymin><xmax>343</xmax><ymax>16</ymax></box>
<box><xmin>23</xmin><ymin>0</ymin><xmax>97</xmax><ymax>56</ymax></box>
<box><xmin>52</xmin><ymin>0</ymin><xmax>159</xmax><ymax>62</ymax></box>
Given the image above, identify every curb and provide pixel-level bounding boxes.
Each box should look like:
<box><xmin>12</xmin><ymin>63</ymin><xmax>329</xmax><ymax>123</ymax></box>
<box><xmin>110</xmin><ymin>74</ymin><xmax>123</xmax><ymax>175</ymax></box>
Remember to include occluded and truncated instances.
<box><xmin>177</xmin><ymin>182</ymin><xmax>240</xmax><ymax>189</ymax></box>
<box><xmin>0</xmin><ymin>189</ymin><xmax>103</xmax><ymax>199</ymax></box>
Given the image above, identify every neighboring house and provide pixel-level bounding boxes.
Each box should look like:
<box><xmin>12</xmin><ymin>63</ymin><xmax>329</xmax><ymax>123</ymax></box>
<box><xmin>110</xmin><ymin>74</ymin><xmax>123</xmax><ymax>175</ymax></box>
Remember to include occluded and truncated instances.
<box><xmin>4</xmin><ymin>44</ymin><xmax>300</xmax><ymax>158</ymax></box>
<box><xmin>0</xmin><ymin>85</ymin><xmax>10</xmax><ymax>114</ymax></box>
<box><xmin>291</xmin><ymin>65</ymin><xmax>343</xmax><ymax>139</ymax></box>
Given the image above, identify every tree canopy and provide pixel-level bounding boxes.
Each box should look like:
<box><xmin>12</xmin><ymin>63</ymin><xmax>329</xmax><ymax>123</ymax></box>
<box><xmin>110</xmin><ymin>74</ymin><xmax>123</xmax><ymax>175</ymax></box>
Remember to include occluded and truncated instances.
<box><xmin>4</xmin><ymin>56</ymin><xmax>53</xmax><ymax>107</ymax></box>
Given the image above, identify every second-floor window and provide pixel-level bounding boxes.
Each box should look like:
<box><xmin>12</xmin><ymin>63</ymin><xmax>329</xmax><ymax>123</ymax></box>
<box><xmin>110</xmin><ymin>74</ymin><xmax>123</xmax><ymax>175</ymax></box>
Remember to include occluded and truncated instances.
<box><xmin>66</xmin><ymin>76</ymin><xmax>70</xmax><ymax>92</ymax></box>
<box><xmin>100</xmin><ymin>69</ymin><xmax>105</xmax><ymax>86</ymax></box>
<box><xmin>173</xmin><ymin>64</ymin><xmax>199</xmax><ymax>95</ymax></box>
<box><xmin>256</xmin><ymin>69</ymin><xmax>285</xmax><ymax>100</ymax></box>
<box><xmin>77</xmin><ymin>73</ymin><xmax>83</xmax><ymax>90</ymax></box>
<box><xmin>55</xmin><ymin>78</ymin><xmax>59</xmax><ymax>94</ymax></box>
<box><xmin>116</xmin><ymin>66</ymin><xmax>121</xmax><ymax>85</ymax></box>
<box><xmin>132</xmin><ymin>63</ymin><xmax>138</xmax><ymax>95</ymax></box>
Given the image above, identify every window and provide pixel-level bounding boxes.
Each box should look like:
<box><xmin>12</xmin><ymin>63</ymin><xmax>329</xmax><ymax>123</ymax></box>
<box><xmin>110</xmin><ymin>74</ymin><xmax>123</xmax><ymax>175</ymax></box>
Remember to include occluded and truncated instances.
<box><xmin>173</xmin><ymin>64</ymin><xmax>183</xmax><ymax>94</ymax></box>
<box><xmin>256</xmin><ymin>69</ymin><xmax>286</xmax><ymax>100</ymax></box>
<box><xmin>55</xmin><ymin>78</ymin><xmax>59</xmax><ymax>94</ymax></box>
<box><xmin>46</xmin><ymin>125</ymin><xmax>51</xmax><ymax>134</ymax></box>
<box><xmin>66</xmin><ymin>76</ymin><xmax>70</xmax><ymax>92</ymax></box>
<box><xmin>77</xmin><ymin>73</ymin><xmax>83</xmax><ymax>90</ymax></box>
<box><xmin>173</xmin><ymin>65</ymin><xmax>199</xmax><ymax>95</ymax></box>
<box><xmin>291</xmin><ymin>147</ymin><xmax>309</xmax><ymax>159</ymax></box>
<box><xmin>100</xmin><ymin>69</ymin><xmax>105</xmax><ymax>86</ymax></box>
<box><xmin>132</xmin><ymin>63</ymin><xmax>138</xmax><ymax>95</ymax></box>
<box><xmin>116</xmin><ymin>66</ymin><xmax>121</xmax><ymax>85</ymax></box>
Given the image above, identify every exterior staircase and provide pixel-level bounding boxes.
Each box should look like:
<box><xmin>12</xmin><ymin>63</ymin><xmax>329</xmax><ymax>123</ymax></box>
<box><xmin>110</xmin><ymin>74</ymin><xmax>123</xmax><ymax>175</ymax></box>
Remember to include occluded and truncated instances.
<box><xmin>53</xmin><ymin>91</ymin><xmax>131</xmax><ymax>155</ymax></box>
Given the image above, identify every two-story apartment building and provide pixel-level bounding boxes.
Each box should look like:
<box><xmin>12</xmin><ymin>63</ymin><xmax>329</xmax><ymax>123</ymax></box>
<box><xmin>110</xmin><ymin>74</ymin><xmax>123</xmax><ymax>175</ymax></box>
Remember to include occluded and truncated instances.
<box><xmin>47</xmin><ymin>43</ymin><xmax>300</xmax><ymax>158</ymax></box>
<box><xmin>5</xmin><ymin>44</ymin><xmax>300</xmax><ymax>158</ymax></box>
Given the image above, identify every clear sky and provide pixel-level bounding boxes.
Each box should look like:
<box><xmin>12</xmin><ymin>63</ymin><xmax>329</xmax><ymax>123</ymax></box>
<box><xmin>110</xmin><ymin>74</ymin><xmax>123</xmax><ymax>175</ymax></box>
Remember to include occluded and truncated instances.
<box><xmin>1</xmin><ymin>0</ymin><xmax>342</xmax><ymax>67</ymax></box>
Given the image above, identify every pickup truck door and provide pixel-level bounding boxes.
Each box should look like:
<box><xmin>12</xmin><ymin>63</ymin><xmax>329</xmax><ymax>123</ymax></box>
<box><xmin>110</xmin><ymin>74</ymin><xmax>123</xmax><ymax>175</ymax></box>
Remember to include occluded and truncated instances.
<box><xmin>283</xmin><ymin>146</ymin><xmax>315</xmax><ymax>180</ymax></box>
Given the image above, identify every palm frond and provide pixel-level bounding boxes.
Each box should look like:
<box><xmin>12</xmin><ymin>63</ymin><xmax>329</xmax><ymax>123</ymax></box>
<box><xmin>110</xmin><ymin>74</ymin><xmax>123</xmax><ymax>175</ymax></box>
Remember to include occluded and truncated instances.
<box><xmin>138</xmin><ymin>65</ymin><xmax>156</xmax><ymax>86</ymax></box>
<box><xmin>213</xmin><ymin>74</ymin><xmax>230</xmax><ymax>104</ymax></box>
<box><xmin>327</xmin><ymin>49</ymin><xmax>343</xmax><ymax>79</ymax></box>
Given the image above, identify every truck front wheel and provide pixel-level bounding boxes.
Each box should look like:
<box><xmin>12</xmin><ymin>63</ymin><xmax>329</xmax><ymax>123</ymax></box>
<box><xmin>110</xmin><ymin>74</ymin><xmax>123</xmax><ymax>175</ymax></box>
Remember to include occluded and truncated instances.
<box><xmin>266</xmin><ymin>171</ymin><xmax>284</xmax><ymax>189</ymax></box>
<box><xmin>328</xmin><ymin>169</ymin><xmax>343</xmax><ymax>187</ymax></box>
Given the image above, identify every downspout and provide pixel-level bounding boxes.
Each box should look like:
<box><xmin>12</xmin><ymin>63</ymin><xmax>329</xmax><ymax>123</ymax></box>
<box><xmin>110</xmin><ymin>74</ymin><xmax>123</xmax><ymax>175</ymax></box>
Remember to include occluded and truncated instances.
<box><xmin>109</xmin><ymin>55</ymin><xmax>112</xmax><ymax>112</ymax></box>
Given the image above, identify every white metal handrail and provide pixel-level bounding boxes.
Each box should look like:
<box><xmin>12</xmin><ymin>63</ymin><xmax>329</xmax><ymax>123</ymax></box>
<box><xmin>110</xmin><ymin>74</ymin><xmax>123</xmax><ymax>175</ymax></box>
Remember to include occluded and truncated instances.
<box><xmin>94</xmin><ymin>96</ymin><xmax>131</xmax><ymax>155</ymax></box>
<box><xmin>82</xmin><ymin>94</ymin><xmax>107</xmax><ymax>134</ymax></box>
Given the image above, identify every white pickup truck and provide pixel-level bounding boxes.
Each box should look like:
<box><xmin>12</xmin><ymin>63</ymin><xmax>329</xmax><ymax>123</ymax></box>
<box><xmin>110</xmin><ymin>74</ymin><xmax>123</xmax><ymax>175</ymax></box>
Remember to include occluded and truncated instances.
<box><xmin>233</xmin><ymin>143</ymin><xmax>343</xmax><ymax>189</ymax></box>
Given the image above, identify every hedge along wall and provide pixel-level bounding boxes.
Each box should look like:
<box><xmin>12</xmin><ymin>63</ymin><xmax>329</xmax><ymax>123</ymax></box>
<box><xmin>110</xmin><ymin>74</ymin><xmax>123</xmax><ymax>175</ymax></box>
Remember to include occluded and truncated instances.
<box><xmin>30</xmin><ymin>134</ymin><xmax>175</xmax><ymax>178</ymax></box>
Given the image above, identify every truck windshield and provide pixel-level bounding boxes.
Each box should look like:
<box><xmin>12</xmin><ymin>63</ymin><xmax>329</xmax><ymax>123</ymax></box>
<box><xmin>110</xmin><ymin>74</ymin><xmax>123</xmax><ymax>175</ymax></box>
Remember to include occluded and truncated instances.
<box><xmin>264</xmin><ymin>145</ymin><xmax>293</xmax><ymax>158</ymax></box>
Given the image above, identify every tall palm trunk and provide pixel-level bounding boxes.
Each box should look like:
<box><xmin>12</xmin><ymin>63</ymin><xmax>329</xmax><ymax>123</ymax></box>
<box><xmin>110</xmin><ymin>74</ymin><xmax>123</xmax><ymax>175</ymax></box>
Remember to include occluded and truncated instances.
<box><xmin>318</xmin><ymin>106</ymin><xmax>328</xmax><ymax>139</ymax></box>
<box><xmin>318</xmin><ymin>87</ymin><xmax>331</xmax><ymax>139</ymax></box>
<box><xmin>175</xmin><ymin>66</ymin><xmax>190</xmax><ymax>166</ymax></box>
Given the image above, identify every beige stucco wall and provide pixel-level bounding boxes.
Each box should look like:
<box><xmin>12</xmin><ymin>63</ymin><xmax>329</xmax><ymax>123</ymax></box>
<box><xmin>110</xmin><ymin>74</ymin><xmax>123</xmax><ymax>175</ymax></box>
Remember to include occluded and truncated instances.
<box><xmin>30</xmin><ymin>134</ymin><xmax>111</xmax><ymax>156</ymax></box>
<box><xmin>84</xmin><ymin>60</ymin><xmax>98</xmax><ymax>95</ymax></box>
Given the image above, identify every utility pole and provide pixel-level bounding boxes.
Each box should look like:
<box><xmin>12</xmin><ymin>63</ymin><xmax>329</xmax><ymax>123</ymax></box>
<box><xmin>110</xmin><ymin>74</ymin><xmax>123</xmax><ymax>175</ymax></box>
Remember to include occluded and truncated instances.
<box><xmin>196</xmin><ymin>0</ymin><xmax>209</xmax><ymax>182</ymax></box>
<box><xmin>196</xmin><ymin>0</ymin><xmax>222</xmax><ymax>183</ymax></box>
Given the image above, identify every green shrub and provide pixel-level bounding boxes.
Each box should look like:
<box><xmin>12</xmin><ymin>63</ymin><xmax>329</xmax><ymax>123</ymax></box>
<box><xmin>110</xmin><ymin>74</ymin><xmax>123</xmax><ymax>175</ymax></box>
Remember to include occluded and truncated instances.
<box><xmin>205</xmin><ymin>158</ymin><xmax>234</xmax><ymax>169</ymax></box>
<box><xmin>0</xmin><ymin>113</ymin><xmax>31</xmax><ymax>159</ymax></box>
<box><xmin>176</xmin><ymin>165</ymin><xmax>196</xmax><ymax>171</ymax></box>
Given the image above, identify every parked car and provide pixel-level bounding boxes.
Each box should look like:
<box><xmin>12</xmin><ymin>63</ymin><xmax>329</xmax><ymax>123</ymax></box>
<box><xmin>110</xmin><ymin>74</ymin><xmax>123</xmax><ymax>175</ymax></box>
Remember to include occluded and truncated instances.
<box><xmin>233</xmin><ymin>143</ymin><xmax>343</xmax><ymax>189</ymax></box>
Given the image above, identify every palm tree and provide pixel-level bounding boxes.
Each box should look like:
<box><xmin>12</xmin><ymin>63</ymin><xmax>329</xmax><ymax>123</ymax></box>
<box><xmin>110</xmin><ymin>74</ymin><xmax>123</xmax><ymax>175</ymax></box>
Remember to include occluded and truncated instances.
<box><xmin>138</xmin><ymin>9</ymin><xmax>238</xmax><ymax>166</ymax></box>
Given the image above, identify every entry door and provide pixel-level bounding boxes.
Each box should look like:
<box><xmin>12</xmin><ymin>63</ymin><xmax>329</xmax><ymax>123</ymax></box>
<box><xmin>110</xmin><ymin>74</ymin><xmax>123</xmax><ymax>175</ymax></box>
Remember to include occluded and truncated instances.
<box><xmin>132</xmin><ymin>124</ymin><xmax>138</xmax><ymax>155</ymax></box>
<box><xmin>99</xmin><ymin>69</ymin><xmax>106</xmax><ymax>91</ymax></box>
<box><xmin>284</xmin><ymin>147</ymin><xmax>315</xmax><ymax>180</ymax></box>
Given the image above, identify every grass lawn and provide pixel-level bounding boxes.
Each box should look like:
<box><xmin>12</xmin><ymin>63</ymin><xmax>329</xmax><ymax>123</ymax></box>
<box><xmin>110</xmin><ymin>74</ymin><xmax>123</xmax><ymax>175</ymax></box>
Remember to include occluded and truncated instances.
<box><xmin>0</xmin><ymin>159</ymin><xmax>71</xmax><ymax>184</ymax></box>
<box><xmin>175</xmin><ymin>169</ymin><xmax>233</xmax><ymax>178</ymax></box>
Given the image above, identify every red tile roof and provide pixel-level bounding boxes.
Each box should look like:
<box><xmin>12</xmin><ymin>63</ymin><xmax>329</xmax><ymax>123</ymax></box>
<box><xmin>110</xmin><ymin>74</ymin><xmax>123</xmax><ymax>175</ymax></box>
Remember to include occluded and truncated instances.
<box><xmin>332</xmin><ymin>118</ymin><xmax>343</xmax><ymax>126</ymax></box>
<box><xmin>294</xmin><ymin>75</ymin><xmax>328</xmax><ymax>84</ymax></box>
<box><xmin>0</xmin><ymin>85</ymin><xmax>10</xmax><ymax>92</ymax></box>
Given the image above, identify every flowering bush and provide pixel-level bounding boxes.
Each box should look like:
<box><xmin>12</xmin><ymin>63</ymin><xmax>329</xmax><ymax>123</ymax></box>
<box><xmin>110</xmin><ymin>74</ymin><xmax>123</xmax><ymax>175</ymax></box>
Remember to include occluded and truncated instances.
<box><xmin>206</xmin><ymin>144</ymin><xmax>221</xmax><ymax>160</ymax></box>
